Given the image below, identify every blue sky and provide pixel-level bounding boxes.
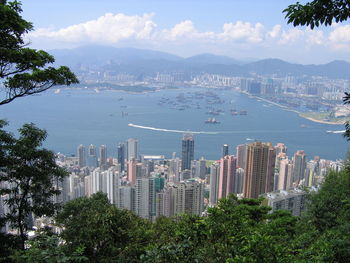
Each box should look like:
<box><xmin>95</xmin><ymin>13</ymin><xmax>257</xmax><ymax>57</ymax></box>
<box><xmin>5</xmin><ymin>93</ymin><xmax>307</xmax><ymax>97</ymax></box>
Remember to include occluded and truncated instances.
<box><xmin>21</xmin><ymin>0</ymin><xmax>350</xmax><ymax>64</ymax></box>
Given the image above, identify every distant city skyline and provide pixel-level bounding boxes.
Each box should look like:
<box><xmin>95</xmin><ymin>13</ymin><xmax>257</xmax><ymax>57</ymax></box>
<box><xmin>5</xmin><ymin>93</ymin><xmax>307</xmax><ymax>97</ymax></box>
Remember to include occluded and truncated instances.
<box><xmin>22</xmin><ymin>0</ymin><xmax>350</xmax><ymax>64</ymax></box>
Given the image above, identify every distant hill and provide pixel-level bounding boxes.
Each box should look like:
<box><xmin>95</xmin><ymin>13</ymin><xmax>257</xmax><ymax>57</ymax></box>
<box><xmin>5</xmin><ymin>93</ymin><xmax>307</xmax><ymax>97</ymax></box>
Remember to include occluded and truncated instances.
<box><xmin>50</xmin><ymin>45</ymin><xmax>350</xmax><ymax>79</ymax></box>
<box><xmin>185</xmin><ymin>53</ymin><xmax>246</xmax><ymax>65</ymax></box>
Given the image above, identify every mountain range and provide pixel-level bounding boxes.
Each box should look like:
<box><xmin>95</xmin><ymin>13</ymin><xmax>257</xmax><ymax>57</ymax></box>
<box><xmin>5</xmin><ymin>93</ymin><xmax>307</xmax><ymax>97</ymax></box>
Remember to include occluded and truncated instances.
<box><xmin>50</xmin><ymin>45</ymin><xmax>350</xmax><ymax>79</ymax></box>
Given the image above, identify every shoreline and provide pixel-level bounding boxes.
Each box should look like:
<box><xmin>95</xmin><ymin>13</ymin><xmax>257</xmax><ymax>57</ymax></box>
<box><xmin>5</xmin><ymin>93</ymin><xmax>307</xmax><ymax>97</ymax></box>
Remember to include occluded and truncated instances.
<box><xmin>246</xmin><ymin>93</ymin><xmax>345</xmax><ymax>126</ymax></box>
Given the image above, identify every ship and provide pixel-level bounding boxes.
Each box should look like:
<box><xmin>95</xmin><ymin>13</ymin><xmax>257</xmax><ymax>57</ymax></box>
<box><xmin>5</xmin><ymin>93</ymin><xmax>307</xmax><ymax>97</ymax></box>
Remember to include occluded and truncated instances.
<box><xmin>205</xmin><ymin>118</ymin><xmax>220</xmax><ymax>124</ymax></box>
<box><xmin>239</xmin><ymin>110</ymin><xmax>247</xmax><ymax>115</ymax></box>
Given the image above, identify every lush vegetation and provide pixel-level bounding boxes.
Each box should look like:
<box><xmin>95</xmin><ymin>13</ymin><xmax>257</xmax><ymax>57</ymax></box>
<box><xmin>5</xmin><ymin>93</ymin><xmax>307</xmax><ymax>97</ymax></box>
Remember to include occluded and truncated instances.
<box><xmin>0</xmin><ymin>164</ymin><xmax>349</xmax><ymax>262</ymax></box>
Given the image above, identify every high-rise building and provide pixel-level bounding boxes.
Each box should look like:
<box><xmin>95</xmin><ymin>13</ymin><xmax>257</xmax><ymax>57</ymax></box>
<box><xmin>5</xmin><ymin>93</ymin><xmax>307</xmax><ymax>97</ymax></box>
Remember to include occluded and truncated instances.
<box><xmin>275</xmin><ymin>143</ymin><xmax>287</xmax><ymax>155</ymax></box>
<box><xmin>118</xmin><ymin>186</ymin><xmax>135</xmax><ymax>213</ymax></box>
<box><xmin>77</xmin><ymin>144</ymin><xmax>86</xmax><ymax>168</ymax></box>
<box><xmin>103</xmin><ymin>167</ymin><xmax>119</xmax><ymax>205</ymax></box>
<box><xmin>92</xmin><ymin>167</ymin><xmax>102</xmax><ymax>194</ymax></box>
<box><xmin>222</xmin><ymin>144</ymin><xmax>229</xmax><ymax>157</ymax></box>
<box><xmin>135</xmin><ymin>177</ymin><xmax>156</xmax><ymax>221</ymax></box>
<box><xmin>169</xmin><ymin>156</ymin><xmax>181</xmax><ymax>182</ymax></box>
<box><xmin>117</xmin><ymin>143</ymin><xmax>125</xmax><ymax>172</ymax></box>
<box><xmin>278</xmin><ymin>158</ymin><xmax>292</xmax><ymax>190</ymax></box>
<box><xmin>236</xmin><ymin>144</ymin><xmax>247</xmax><ymax>169</ymax></box>
<box><xmin>181</xmin><ymin>133</ymin><xmax>194</xmax><ymax>171</ymax></box>
<box><xmin>243</xmin><ymin>142</ymin><xmax>276</xmax><ymax>198</ymax></box>
<box><xmin>127</xmin><ymin>138</ymin><xmax>138</xmax><ymax>161</ymax></box>
<box><xmin>99</xmin><ymin>145</ymin><xmax>107</xmax><ymax>169</ymax></box>
<box><xmin>194</xmin><ymin>157</ymin><xmax>207</xmax><ymax>179</ymax></box>
<box><xmin>218</xmin><ymin>155</ymin><xmax>237</xmax><ymax>199</ymax></box>
<box><xmin>127</xmin><ymin>159</ymin><xmax>137</xmax><ymax>185</ymax></box>
<box><xmin>209</xmin><ymin>162</ymin><xmax>220</xmax><ymax>206</ymax></box>
<box><xmin>292</xmin><ymin>150</ymin><xmax>307</xmax><ymax>184</ymax></box>
<box><xmin>87</xmin><ymin>144</ymin><xmax>98</xmax><ymax>168</ymax></box>
<box><xmin>235</xmin><ymin>168</ymin><xmax>244</xmax><ymax>194</ymax></box>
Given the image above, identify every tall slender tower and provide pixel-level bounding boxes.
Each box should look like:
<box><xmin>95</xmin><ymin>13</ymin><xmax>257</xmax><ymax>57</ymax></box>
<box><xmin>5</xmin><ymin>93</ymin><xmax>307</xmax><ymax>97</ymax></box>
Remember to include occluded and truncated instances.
<box><xmin>181</xmin><ymin>133</ymin><xmax>194</xmax><ymax>171</ymax></box>
<box><xmin>99</xmin><ymin>145</ymin><xmax>107</xmax><ymax>168</ymax></box>
<box><xmin>87</xmin><ymin>144</ymin><xmax>98</xmax><ymax>168</ymax></box>
<box><xmin>209</xmin><ymin>162</ymin><xmax>220</xmax><ymax>206</ymax></box>
<box><xmin>127</xmin><ymin>138</ymin><xmax>138</xmax><ymax>161</ymax></box>
<box><xmin>222</xmin><ymin>144</ymin><xmax>229</xmax><ymax>157</ymax></box>
<box><xmin>117</xmin><ymin>143</ymin><xmax>125</xmax><ymax>172</ymax></box>
<box><xmin>292</xmin><ymin>150</ymin><xmax>307</xmax><ymax>184</ymax></box>
<box><xmin>127</xmin><ymin>158</ymin><xmax>137</xmax><ymax>185</ymax></box>
<box><xmin>77</xmin><ymin>144</ymin><xmax>86</xmax><ymax>168</ymax></box>
<box><xmin>218</xmin><ymin>155</ymin><xmax>237</xmax><ymax>199</ymax></box>
<box><xmin>236</xmin><ymin>144</ymin><xmax>247</xmax><ymax>169</ymax></box>
<box><xmin>243</xmin><ymin>142</ymin><xmax>275</xmax><ymax>198</ymax></box>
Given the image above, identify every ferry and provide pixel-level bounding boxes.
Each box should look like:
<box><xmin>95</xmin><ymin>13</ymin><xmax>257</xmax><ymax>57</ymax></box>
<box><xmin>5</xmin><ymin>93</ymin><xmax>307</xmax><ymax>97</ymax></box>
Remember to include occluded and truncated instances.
<box><xmin>205</xmin><ymin>118</ymin><xmax>220</xmax><ymax>124</ymax></box>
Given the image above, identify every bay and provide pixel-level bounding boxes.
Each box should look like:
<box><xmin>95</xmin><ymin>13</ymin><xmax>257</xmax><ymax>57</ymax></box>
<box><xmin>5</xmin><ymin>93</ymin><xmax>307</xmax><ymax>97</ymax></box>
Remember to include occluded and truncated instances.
<box><xmin>1</xmin><ymin>87</ymin><xmax>348</xmax><ymax>161</ymax></box>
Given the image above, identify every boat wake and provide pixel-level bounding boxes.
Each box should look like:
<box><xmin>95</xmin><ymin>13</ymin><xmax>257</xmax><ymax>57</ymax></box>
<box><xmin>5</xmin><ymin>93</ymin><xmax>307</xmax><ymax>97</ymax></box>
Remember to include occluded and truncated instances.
<box><xmin>326</xmin><ymin>130</ymin><xmax>345</xmax><ymax>134</ymax></box>
<box><xmin>128</xmin><ymin>123</ymin><xmax>320</xmax><ymax>135</ymax></box>
<box><xmin>128</xmin><ymin>123</ymin><xmax>219</xmax><ymax>134</ymax></box>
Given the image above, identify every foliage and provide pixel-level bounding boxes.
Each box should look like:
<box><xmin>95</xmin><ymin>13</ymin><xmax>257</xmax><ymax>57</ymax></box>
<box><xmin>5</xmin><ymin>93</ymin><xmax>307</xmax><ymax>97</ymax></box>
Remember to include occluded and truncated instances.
<box><xmin>0</xmin><ymin>0</ymin><xmax>78</xmax><ymax>105</ymax></box>
<box><xmin>283</xmin><ymin>0</ymin><xmax>350</xmax><ymax>29</ymax></box>
<box><xmin>142</xmin><ymin>195</ymin><xmax>298</xmax><ymax>263</ymax></box>
<box><xmin>56</xmin><ymin>192</ymin><xmax>153</xmax><ymax>263</ymax></box>
<box><xmin>305</xmin><ymin>168</ymin><xmax>350</xmax><ymax>231</ymax></box>
<box><xmin>13</xmin><ymin>165</ymin><xmax>350</xmax><ymax>262</ymax></box>
<box><xmin>0</xmin><ymin>121</ymin><xmax>68</xmax><ymax>249</ymax></box>
<box><xmin>11</xmin><ymin>231</ymin><xmax>87</xmax><ymax>263</ymax></box>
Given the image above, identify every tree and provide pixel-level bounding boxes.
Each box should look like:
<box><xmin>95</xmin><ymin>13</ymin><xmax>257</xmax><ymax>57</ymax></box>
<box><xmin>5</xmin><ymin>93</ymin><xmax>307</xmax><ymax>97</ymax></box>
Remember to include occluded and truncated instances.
<box><xmin>142</xmin><ymin>195</ymin><xmax>298</xmax><ymax>263</ymax></box>
<box><xmin>284</xmin><ymin>0</ymin><xmax>350</xmax><ymax>29</ymax></box>
<box><xmin>11</xmin><ymin>231</ymin><xmax>87</xmax><ymax>263</ymax></box>
<box><xmin>284</xmin><ymin>0</ymin><xmax>350</xmax><ymax>139</ymax></box>
<box><xmin>56</xmin><ymin>192</ymin><xmax>153</xmax><ymax>263</ymax></box>
<box><xmin>0</xmin><ymin>120</ymin><xmax>68</xmax><ymax>250</ymax></box>
<box><xmin>0</xmin><ymin>0</ymin><xmax>78</xmax><ymax>105</ymax></box>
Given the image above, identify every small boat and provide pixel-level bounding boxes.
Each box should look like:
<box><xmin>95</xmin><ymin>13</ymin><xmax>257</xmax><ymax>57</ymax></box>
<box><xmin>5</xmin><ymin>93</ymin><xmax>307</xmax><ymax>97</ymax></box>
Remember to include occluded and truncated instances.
<box><xmin>205</xmin><ymin>118</ymin><xmax>220</xmax><ymax>124</ymax></box>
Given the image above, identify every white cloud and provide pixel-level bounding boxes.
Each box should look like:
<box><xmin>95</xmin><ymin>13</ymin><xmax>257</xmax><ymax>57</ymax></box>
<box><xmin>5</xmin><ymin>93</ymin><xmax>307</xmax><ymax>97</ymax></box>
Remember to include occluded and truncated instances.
<box><xmin>329</xmin><ymin>25</ymin><xmax>350</xmax><ymax>50</ymax></box>
<box><xmin>27</xmin><ymin>12</ymin><xmax>347</xmax><ymax>63</ymax></box>
<box><xmin>30</xmin><ymin>13</ymin><xmax>157</xmax><ymax>44</ymax></box>
<box><xmin>161</xmin><ymin>20</ymin><xmax>215</xmax><ymax>41</ymax></box>
<box><xmin>267</xmin><ymin>25</ymin><xmax>282</xmax><ymax>39</ymax></box>
<box><xmin>279</xmin><ymin>28</ymin><xmax>304</xmax><ymax>44</ymax></box>
<box><xmin>220</xmin><ymin>21</ymin><xmax>265</xmax><ymax>43</ymax></box>
<box><xmin>306</xmin><ymin>29</ymin><xmax>324</xmax><ymax>45</ymax></box>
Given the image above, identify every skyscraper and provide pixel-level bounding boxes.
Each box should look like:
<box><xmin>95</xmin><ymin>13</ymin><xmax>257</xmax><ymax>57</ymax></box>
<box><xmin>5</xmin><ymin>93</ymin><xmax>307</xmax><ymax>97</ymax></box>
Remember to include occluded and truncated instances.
<box><xmin>181</xmin><ymin>133</ymin><xmax>194</xmax><ymax>171</ymax></box>
<box><xmin>99</xmin><ymin>145</ymin><xmax>107</xmax><ymax>169</ymax></box>
<box><xmin>218</xmin><ymin>155</ymin><xmax>237</xmax><ymax>199</ymax></box>
<box><xmin>135</xmin><ymin>177</ymin><xmax>156</xmax><ymax>221</ymax></box>
<box><xmin>127</xmin><ymin>138</ymin><xmax>138</xmax><ymax>161</ymax></box>
<box><xmin>236</xmin><ymin>144</ymin><xmax>247</xmax><ymax>169</ymax></box>
<box><xmin>77</xmin><ymin>144</ymin><xmax>86</xmax><ymax>168</ymax></box>
<box><xmin>127</xmin><ymin>158</ymin><xmax>137</xmax><ymax>185</ymax></box>
<box><xmin>292</xmin><ymin>150</ymin><xmax>307</xmax><ymax>184</ymax></box>
<box><xmin>243</xmin><ymin>142</ymin><xmax>276</xmax><ymax>198</ymax></box>
<box><xmin>87</xmin><ymin>144</ymin><xmax>98</xmax><ymax>168</ymax></box>
<box><xmin>222</xmin><ymin>144</ymin><xmax>229</xmax><ymax>157</ymax></box>
<box><xmin>117</xmin><ymin>143</ymin><xmax>125</xmax><ymax>172</ymax></box>
<box><xmin>209</xmin><ymin>162</ymin><xmax>220</xmax><ymax>206</ymax></box>
<box><xmin>195</xmin><ymin>157</ymin><xmax>207</xmax><ymax>179</ymax></box>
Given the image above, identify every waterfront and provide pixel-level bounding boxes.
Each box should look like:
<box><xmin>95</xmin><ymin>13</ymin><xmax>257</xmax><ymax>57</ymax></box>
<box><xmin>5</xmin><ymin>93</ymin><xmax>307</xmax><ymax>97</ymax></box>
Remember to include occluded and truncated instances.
<box><xmin>1</xmin><ymin>87</ymin><xmax>348</xmax><ymax>160</ymax></box>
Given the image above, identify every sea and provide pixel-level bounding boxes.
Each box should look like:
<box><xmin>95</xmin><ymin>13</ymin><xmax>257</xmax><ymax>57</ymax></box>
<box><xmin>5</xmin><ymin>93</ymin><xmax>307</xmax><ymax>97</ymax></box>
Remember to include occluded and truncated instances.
<box><xmin>1</xmin><ymin>87</ymin><xmax>348</xmax><ymax>161</ymax></box>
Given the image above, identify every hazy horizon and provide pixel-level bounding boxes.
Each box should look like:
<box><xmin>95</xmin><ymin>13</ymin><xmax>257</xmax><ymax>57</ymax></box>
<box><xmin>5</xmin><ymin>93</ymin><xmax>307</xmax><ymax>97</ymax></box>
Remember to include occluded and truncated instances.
<box><xmin>22</xmin><ymin>0</ymin><xmax>350</xmax><ymax>64</ymax></box>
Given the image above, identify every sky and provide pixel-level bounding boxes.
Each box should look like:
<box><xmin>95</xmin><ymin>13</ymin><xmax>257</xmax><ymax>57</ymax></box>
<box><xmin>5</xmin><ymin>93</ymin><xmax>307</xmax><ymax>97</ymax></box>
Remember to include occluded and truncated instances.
<box><xmin>20</xmin><ymin>0</ymin><xmax>350</xmax><ymax>64</ymax></box>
